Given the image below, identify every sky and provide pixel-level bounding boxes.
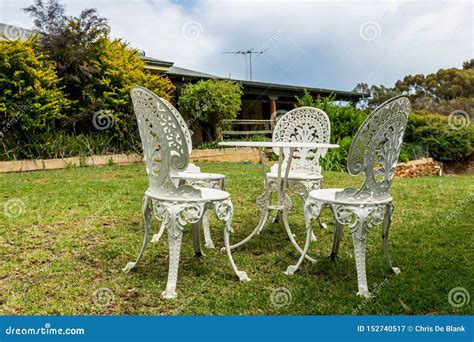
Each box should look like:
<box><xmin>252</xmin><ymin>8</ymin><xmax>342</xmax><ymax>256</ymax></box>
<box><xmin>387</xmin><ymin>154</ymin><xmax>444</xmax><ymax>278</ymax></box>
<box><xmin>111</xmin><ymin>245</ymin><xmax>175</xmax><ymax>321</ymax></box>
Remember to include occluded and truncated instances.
<box><xmin>1</xmin><ymin>0</ymin><xmax>472</xmax><ymax>92</ymax></box>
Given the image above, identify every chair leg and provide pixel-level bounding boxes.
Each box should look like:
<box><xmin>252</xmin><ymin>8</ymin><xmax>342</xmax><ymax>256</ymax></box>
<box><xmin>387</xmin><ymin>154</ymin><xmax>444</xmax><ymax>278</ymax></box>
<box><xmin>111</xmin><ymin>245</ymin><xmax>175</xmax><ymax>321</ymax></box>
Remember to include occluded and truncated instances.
<box><xmin>300</xmin><ymin>192</ymin><xmax>319</xmax><ymax>241</ymax></box>
<box><xmin>202</xmin><ymin>210</ymin><xmax>215</xmax><ymax>248</ymax></box>
<box><xmin>151</xmin><ymin>223</ymin><xmax>166</xmax><ymax>244</ymax></box>
<box><xmin>221</xmin><ymin>190</ymin><xmax>270</xmax><ymax>251</ymax></box>
<box><xmin>285</xmin><ymin>219</ymin><xmax>313</xmax><ymax>275</ymax></box>
<box><xmin>162</xmin><ymin>224</ymin><xmax>184</xmax><ymax>299</ymax></box>
<box><xmin>317</xmin><ymin>217</ymin><xmax>328</xmax><ymax>231</ymax></box>
<box><xmin>330</xmin><ymin>220</ymin><xmax>343</xmax><ymax>260</ymax></box>
<box><xmin>123</xmin><ymin>196</ymin><xmax>152</xmax><ymax>272</ymax></box>
<box><xmin>192</xmin><ymin>218</ymin><xmax>204</xmax><ymax>257</ymax></box>
<box><xmin>215</xmin><ymin>200</ymin><xmax>250</xmax><ymax>281</ymax></box>
<box><xmin>351</xmin><ymin>220</ymin><xmax>370</xmax><ymax>298</ymax></box>
<box><xmin>225</xmin><ymin>208</ymin><xmax>268</xmax><ymax>253</ymax></box>
<box><xmin>259</xmin><ymin>189</ymin><xmax>274</xmax><ymax>231</ymax></box>
<box><xmin>382</xmin><ymin>203</ymin><xmax>400</xmax><ymax>274</ymax></box>
<box><xmin>281</xmin><ymin>209</ymin><xmax>316</xmax><ymax>263</ymax></box>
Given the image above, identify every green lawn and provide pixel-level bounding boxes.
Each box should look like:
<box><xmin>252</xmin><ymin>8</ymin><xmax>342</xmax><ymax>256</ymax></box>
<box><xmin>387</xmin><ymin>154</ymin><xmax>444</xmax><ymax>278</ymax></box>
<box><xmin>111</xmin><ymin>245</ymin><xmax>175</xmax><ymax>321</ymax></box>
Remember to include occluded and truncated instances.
<box><xmin>0</xmin><ymin>162</ymin><xmax>472</xmax><ymax>315</ymax></box>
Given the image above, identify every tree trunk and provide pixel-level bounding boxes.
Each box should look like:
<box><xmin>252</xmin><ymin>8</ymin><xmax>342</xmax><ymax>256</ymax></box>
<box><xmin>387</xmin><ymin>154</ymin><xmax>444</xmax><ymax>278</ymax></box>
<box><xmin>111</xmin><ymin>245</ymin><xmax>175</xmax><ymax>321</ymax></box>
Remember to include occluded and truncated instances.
<box><xmin>214</xmin><ymin>125</ymin><xmax>223</xmax><ymax>142</ymax></box>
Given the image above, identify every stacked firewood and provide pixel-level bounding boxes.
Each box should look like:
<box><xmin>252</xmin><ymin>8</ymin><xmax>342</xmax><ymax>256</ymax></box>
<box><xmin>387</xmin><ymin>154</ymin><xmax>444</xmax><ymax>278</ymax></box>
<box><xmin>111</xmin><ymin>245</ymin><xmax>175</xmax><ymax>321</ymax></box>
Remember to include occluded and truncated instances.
<box><xmin>395</xmin><ymin>159</ymin><xmax>443</xmax><ymax>178</ymax></box>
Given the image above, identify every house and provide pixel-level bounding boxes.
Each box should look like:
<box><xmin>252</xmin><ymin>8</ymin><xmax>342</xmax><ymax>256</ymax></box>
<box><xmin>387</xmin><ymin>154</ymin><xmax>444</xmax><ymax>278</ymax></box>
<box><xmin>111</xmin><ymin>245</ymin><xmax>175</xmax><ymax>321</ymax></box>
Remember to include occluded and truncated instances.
<box><xmin>1</xmin><ymin>22</ymin><xmax>367</xmax><ymax>142</ymax></box>
<box><xmin>141</xmin><ymin>52</ymin><xmax>366</xmax><ymax>141</ymax></box>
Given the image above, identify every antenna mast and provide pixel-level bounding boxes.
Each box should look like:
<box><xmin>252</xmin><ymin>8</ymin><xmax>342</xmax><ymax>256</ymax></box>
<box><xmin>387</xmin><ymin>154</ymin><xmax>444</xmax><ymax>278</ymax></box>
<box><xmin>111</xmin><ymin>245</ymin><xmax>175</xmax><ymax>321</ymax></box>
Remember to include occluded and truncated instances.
<box><xmin>222</xmin><ymin>48</ymin><xmax>266</xmax><ymax>81</ymax></box>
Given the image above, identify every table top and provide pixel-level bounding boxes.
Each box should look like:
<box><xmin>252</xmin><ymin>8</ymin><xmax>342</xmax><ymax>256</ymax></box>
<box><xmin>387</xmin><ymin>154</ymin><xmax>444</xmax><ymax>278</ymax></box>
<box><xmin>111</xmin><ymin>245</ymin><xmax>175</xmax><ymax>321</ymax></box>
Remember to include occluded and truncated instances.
<box><xmin>218</xmin><ymin>141</ymin><xmax>340</xmax><ymax>149</ymax></box>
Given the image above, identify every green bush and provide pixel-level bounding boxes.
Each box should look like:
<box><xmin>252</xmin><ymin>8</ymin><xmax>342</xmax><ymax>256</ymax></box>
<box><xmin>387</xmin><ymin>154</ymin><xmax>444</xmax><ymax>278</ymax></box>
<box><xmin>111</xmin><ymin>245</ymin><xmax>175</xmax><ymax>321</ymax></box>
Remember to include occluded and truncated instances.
<box><xmin>405</xmin><ymin>111</ymin><xmax>473</xmax><ymax>161</ymax></box>
<box><xmin>296</xmin><ymin>91</ymin><xmax>366</xmax><ymax>170</ymax></box>
<box><xmin>320</xmin><ymin>136</ymin><xmax>352</xmax><ymax>172</ymax></box>
<box><xmin>296</xmin><ymin>90</ymin><xmax>366</xmax><ymax>143</ymax></box>
<box><xmin>22</xmin><ymin>1</ymin><xmax>175</xmax><ymax>144</ymax></box>
<box><xmin>179</xmin><ymin>79</ymin><xmax>242</xmax><ymax>141</ymax></box>
<box><xmin>91</xmin><ymin>39</ymin><xmax>175</xmax><ymax>140</ymax></box>
<box><xmin>0</xmin><ymin>37</ymin><xmax>69</xmax><ymax>137</ymax></box>
<box><xmin>1</xmin><ymin>129</ymin><xmax>141</xmax><ymax>161</ymax></box>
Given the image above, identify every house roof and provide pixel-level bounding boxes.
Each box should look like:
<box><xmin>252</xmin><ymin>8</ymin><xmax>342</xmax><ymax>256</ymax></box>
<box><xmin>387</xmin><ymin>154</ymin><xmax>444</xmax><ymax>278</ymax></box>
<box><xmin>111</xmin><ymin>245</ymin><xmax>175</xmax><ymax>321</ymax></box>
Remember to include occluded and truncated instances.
<box><xmin>167</xmin><ymin>66</ymin><xmax>216</xmax><ymax>78</ymax></box>
<box><xmin>141</xmin><ymin>55</ymin><xmax>174</xmax><ymax>68</ymax></box>
<box><xmin>237</xmin><ymin>79</ymin><xmax>366</xmax><ymax>99</ymax></box>
<box><xmin>163</xmin><ymin>65</ymin><xmax>367</xmax><ymax>100</ymax></box>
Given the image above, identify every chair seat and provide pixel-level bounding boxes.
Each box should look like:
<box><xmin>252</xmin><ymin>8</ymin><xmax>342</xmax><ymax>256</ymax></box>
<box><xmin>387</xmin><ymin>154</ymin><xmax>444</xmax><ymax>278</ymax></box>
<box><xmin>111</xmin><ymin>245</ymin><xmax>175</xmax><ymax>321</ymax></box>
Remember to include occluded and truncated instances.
<box><xmin>266</xmin><ymin>171</ymin><xmax>323</xmax><ymax>181</ymax></box>
<box><xmin>308</xmin><ymin>188</ymin><xmax>392</xmax><ymax>205</ymax></box>
<box><xmin>145</xmin><ymin>186</ymin><xmax>229</xmax><ymax>202</ymax></box>
<box><xmin>174</xmin><ymin>172</ymin><xmax>225</xmax><ymax>181</ymax></box>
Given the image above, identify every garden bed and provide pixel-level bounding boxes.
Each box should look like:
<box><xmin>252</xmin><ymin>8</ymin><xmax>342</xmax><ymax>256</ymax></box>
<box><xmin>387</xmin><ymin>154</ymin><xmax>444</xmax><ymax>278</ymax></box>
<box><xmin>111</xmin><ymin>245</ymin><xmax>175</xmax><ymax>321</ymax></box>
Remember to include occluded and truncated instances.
<box><xmin>0</xmin><ymin>148</ymin><xmax>261</xmax><ymax>173</ymax></box>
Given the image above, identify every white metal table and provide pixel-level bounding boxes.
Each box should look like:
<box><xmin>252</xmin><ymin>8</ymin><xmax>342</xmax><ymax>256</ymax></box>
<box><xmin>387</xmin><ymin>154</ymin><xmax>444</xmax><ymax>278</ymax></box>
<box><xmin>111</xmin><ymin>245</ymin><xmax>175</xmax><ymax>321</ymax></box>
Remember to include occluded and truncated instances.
<box><xmin>218</xmin><ymin>141</ymin><xmax>339</xmax><ymax>263</ymax></box>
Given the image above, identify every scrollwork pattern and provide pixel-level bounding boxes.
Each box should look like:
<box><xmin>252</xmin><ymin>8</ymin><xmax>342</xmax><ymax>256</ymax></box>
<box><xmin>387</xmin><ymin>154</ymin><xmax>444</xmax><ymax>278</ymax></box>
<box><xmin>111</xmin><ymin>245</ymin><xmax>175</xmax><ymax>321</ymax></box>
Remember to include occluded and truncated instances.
<box><xmin>151</xmin><ymin>201</ymin><xmax>204</xmax><ymax>239</ymax></box>
<box><xmin>272</xmin><ymin>107</ymin><xmax>331</xmax><ymax>174</ymax></box>
<box><xmin>130</xmin><ymin>87</ymin><xmax>201</xmax><ymax>200</ymax></box>
<box><xmin>183</xmin><ymin>178</ymin><xmax>223</xmax><ymax>189</ymax></box>
<box><xmin>213</xmin><ymin>199</ymin><xmax>233</xmax><ymax>232</ymax></box>
<box><xmin>340</xmin><ymin>96</ymin><xmax>410</xmax><ymax>202</ymax></box>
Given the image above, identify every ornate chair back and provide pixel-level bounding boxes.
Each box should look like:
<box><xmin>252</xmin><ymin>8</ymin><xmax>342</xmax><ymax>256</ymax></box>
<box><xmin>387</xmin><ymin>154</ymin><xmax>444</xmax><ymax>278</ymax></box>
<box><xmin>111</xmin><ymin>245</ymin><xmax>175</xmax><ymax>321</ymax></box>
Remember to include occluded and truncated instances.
<box><xmin>130</xmin><ymin>86</ymin><xmax>201</xmax><ymax>199</ymax></box>
<box><xmin>272</xmin><ymin>107</ymin><xmax>331</xmax><ymax>174</ymax></box>
<box><xmin>339</xmin><ymin>96</ymin><xmax>411</xmax><ymax>201</ymax></box>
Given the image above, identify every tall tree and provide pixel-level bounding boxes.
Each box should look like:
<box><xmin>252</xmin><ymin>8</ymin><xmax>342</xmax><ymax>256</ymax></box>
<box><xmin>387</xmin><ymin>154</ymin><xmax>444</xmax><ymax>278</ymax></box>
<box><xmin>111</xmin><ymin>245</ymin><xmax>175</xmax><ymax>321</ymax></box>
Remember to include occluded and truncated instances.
<box><xmin>24</xmin><ymin>0</ymin><xmax>110</xmax><ymax>128</ymax></box>
<box><xmin>355</xmin><ymin>60</ymin><xmax>474</xmax><ymax>114</ymax></box>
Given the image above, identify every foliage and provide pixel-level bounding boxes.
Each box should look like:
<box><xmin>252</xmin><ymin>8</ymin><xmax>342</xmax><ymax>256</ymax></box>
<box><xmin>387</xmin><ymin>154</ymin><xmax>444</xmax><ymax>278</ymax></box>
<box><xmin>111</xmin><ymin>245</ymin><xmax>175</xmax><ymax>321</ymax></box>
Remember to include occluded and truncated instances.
<box><xmin>92</xmin><ymin>39</ymin><xmax>175</xmax><ymax>139</ymax></box>
<box><xmin>0</xmin><ymin>129</ymin><xmax>141</xmax><ymax>161</ymax></box>
<box><xmin>23</xmin><ymin>0</ymin><xmax>175</xmax><ymax>136</ymax></box>
<box><xmin>398</xmin><ymin>149</ymin><xmax>410</xmax><ymax>163</ymax></box>
<box><xmin>405</xmin><ymin>111</ymin><xmax>473</xmax><ymax>161</ymax></box>
<box><xmin>295</xmin><ymin>89</ymin><xmax>317</xmax><ymax>107</ymax></box>
<box><xmin>399</xmin><ymin>142</ymin><xmax>428</xmax><ymax>161</ymax></box>
<box><xmin>179</xmin><ymin>79</ymin><xmax>242</xmax><ymax>141</ymax></box>
<box><xmin>295</xmin><ymin>91</ymin><xmax>472</xmax><ymax>165</ymax></box>
<box><xmin>320</xmin><ymin>136</ymin><xmax>352</xmax><ymax>172</ymax></box>
<box><xmin>24</xmin><ymin>0</ymin><xmax>110</xmax><ymax>121</ymax></box>
<box><xmin>1</xmin><ymin>0</ymin><xmax>175</xmax><ymax>158</ymax></box>
<box><xmin>296</xmin><ymin>90</ymin><xmax>366</xmax><ymax>143</ymax></box>
<box><xmin>0</xmin><ymin>37</ymin><xmax>69</xmax><ymax>141</ymax></box>
<box><xmin>355</xmin><ymin>59</ymin><xmax>474</xmax><ymax>114</ymax></box>
<box><xmin>295</xmin><ymin>90</ymin><xmax>366</xmax><ymax>170</ymax></box>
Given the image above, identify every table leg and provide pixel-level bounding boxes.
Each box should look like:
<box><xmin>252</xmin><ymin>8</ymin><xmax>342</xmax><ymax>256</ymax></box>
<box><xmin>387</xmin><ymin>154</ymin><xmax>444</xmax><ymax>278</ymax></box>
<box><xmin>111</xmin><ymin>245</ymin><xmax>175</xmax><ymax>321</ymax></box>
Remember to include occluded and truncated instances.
<box><xmin>224</xmin><ymin>147</ymin><xmax>316</xmax><ymax>264</ymax></box>
<box><xmin>223</xmin><ymin>148</ymin><xmax>271</xmax><ymax>251</ymax></box>
<box><xmin>278</xmin><ymin>147</ymin><xmax>316</xmax><ymax>263</ymax></box>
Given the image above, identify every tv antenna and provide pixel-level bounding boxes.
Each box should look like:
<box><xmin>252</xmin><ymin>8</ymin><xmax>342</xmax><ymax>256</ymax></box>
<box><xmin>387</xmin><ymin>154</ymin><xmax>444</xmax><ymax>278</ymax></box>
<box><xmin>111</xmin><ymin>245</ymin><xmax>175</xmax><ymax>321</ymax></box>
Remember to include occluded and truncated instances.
<box><xmin>222</xmin><ymin>48</ymin><xmax>266</xmax><ymax>81</ymax></box>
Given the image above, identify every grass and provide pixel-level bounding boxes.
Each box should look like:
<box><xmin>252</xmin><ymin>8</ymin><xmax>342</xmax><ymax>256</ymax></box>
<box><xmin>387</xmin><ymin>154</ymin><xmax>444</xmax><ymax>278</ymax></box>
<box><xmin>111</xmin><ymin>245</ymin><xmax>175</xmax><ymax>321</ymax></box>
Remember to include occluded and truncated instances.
<box><xmin>0</xmin><ymin>162</ymin><xmax>472</xmax><ymax>315</ymax></box>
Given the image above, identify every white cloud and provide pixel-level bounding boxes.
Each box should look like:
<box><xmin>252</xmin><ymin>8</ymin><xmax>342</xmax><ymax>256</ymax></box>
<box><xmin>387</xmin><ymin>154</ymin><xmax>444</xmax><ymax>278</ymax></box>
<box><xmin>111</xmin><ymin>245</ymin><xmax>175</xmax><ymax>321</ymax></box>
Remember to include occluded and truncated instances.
<box><xmin>1</xmin><ymin>0</ymin><xmax>471</xmax><ymax>90</ymax></box>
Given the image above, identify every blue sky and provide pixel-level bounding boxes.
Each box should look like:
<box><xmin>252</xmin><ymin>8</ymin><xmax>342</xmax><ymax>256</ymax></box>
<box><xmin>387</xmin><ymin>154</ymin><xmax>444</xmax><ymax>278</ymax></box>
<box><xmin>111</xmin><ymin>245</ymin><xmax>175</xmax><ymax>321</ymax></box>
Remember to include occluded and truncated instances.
<box><xmin>1</xmin><ymin>0</ymin><xmax>472</xmax><ymax>91</ymax></box>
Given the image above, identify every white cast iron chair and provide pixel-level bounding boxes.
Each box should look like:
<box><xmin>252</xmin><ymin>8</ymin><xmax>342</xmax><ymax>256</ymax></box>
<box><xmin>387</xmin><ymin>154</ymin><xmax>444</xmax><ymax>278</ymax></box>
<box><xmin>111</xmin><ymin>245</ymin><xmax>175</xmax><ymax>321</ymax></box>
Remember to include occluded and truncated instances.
<box><xmin>285</xmin><ymin>96</ymin><xmax>410</xmax><ymax>298</ymax></box>
<box><xmin>148</xmin><ymin>97</ymin><xmax>226</xmax><ymax>249</ymax></box>
<box><xmin>123</xmin><ymin>86</ymin><xmax>249</xmax><ymax>299</ymax></box>
<box><xmin>267</xmin><ymin>107</ymin><xmax>331</xmax><ymax>237</ymax></box>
